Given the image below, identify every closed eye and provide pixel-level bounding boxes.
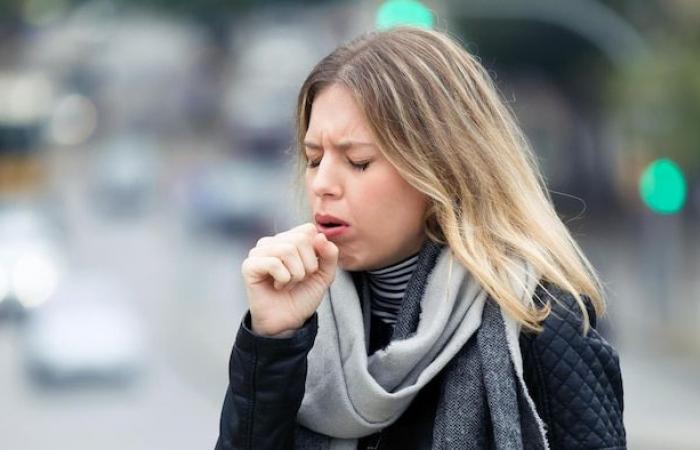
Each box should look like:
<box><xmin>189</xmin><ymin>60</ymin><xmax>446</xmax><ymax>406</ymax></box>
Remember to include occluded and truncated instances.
<box><xmin>306</xmin><ymin>158</ymin><xmax>371</xmax><ymax>172</ymax></box>
<box><xmin>351</xmin><ymin>160</ymin><xmax>371</xmax><ymax>171</ymax></box>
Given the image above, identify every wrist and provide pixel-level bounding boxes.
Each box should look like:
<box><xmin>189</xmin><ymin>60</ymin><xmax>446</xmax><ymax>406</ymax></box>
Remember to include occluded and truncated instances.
<box><xmin>251</xmin><ymin>320</ymin><xmax>301</xmax><ymax>338</ymax></box>
<box><xmin>253</xmin><ymin>327</ymin><xmax>297</xmax><ymax>338</ymax></box>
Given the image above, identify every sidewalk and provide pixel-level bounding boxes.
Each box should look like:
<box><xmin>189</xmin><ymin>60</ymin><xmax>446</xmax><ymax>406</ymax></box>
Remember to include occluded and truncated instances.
<box><xmin>621</xmin><ymin>349</ymin><xmax>700</xmax><ymax>449</ymax></box>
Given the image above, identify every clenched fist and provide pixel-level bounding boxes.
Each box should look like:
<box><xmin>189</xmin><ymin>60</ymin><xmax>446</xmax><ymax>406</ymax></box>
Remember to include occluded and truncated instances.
<box><xmin>241</xmin><ymin>223</ymin><xmax>339</xmax><ymax>337</ymax></box>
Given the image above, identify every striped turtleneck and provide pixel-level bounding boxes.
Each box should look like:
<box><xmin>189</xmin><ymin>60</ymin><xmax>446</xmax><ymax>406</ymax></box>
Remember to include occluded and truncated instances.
<box><xmin>366</xmin><ymin>251</ymin><xmax>420</xmax><ymax>325</ymax></box>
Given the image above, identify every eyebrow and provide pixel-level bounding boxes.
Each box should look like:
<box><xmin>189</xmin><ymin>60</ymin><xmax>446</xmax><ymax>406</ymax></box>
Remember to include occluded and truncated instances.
<box><xmin>303</xmin><ymin>140</ymin><xmax>375</xmax><ymax>151</ymax></box>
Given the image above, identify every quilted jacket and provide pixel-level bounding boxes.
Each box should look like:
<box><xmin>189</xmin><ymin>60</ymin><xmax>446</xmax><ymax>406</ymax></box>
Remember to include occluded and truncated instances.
<box><xmin>215</xmin><ymin>282</ymin><xmax>626</xmax><ymax>449</ymax></box>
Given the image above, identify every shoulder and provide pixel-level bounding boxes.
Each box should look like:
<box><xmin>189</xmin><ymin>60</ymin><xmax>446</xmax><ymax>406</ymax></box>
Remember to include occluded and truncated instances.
<box><xmin>531</xmin><ymin>281</ymin><xmax>597</xmax><ymax>331</ymax></box>
<box><xmin>519</xmin><ymin>282</ymin><xmax>627</xmax><ymax>449</ymax></box>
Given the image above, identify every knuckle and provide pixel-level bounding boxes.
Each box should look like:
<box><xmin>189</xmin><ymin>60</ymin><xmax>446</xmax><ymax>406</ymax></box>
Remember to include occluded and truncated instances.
<box><xmin>279</xmin><ymin>268</ymin><xmax>292</xmax><ymax>281</ymax></box>
<box><xmin>307</xmin><ymin>249</ymin><xmax>320</xmax><ymax>268</ymax></box>
<box><xmin>270</xmin><ymin>256</ymin><xmax>284</xmax><ymax>269</ymax></box>
<box><xmin>289</xmin><ymin>231</ymin><xmax>312</xmax><ymax>248</ymax></box>
<box><xmin>256</xmin><ymin>236</ymin><xmax>272</xmax><ymax>247</ymax></box>
<box><xmin>279</xmin><ymin>243</ymin><xmax>298</xmax><ymax>257</ymax></box>
<box><xmin>291</xmin><ymin>263</ymin><xmax>306</xmax><ymax>276</ymax></box>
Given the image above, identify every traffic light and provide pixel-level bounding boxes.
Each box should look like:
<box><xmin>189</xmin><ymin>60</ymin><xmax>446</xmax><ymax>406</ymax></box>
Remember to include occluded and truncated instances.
<box><xmin>376</xmin><ymin>0</ymin><xmax>434</xmax><ymax>30</ymax></box>
<box><xmin>639</xmin><ymin>158</ymin><xmax>687</xmax><ymax>214</ymax></box>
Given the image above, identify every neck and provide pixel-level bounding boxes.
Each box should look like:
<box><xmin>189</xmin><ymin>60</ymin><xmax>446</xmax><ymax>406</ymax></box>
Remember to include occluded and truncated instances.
<box><xmin>366</xmin><ymin>250</ymin><xmax>421</xmax><ymax>325</ymax></box>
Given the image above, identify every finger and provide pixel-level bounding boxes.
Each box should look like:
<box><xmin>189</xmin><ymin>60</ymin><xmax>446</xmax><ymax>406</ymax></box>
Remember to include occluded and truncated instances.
<box><xmin>283</xmin><ymin>222</ymin><xmax>317</xmax><ymax>239</ymax></box>
<box><xmin>270</xmin><ymin>224</ymin><xmax>318</xmax><ymax>274</ymax></box>
<box><xmin>275</xmin><ymin>243</ymin><xmax>306</xmax><ymax>284</ymax></box>
<box><xmin>297</xmin><ymin>239</ymin><xmax>319</xmax><ymax>274</ymax></box>
<box><xmin>282</xmin><ymin>232</ymin><xmax>319</xmax><ymax>275</ymax></box>
<box><xmin>255</xmin><ymin>236</ymin><xmax>274</xmax><ymax>247</ymax></box>
<box><xmin>249</xmin><ymin>245</ymin><xmax>306</xmax><ymax>286</ymax></box>
<box><xmin>241</xmin><ymin>256</ymin><xmax>291</xmax><ymax>288</ymax></box>
<box><xmin>313</xmin><ymin>233</ymin><xmax>339</xmax><ymax>277</ymax></box>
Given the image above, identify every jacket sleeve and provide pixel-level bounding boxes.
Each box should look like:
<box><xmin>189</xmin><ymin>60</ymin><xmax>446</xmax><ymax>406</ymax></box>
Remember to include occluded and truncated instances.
<box><xmin>520</xmin><ymin>284</ymin><xmax>626</xmax><ymax>450</ymax></box>
<box><xmin>214</xmin><ymin>311</ymin><xmax>318</xmax><ymax>450</ymax></box>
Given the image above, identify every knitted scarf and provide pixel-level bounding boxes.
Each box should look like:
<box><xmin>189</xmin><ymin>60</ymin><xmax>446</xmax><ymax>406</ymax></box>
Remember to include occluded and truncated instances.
<box><xmin>294</xmin><ymin>241</ymin><xmax>549</xmax><ymax>449</ymax></box>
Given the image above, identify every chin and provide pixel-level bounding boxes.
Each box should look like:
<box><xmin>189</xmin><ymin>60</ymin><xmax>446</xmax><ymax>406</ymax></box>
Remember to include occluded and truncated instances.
<box><xmin>337</xmin><ymin>253</ymin><xmax>367</xmax><ymax>272</ymax></box>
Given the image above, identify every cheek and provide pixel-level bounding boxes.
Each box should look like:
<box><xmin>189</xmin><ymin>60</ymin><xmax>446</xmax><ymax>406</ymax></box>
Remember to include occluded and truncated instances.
<box><xmin>348</xmin><ymin>181</ymin><xmax>390</xmax><ymax>219</ymax></box>
<box><xmin>352</xmin><ymin>178</ymin><xmax>427</xmax><ymax>230</ymax></box>
<box><xmin>394</xmin><ymin>194</ymin><xmax>428</xmax><ymax>230</ymax></box>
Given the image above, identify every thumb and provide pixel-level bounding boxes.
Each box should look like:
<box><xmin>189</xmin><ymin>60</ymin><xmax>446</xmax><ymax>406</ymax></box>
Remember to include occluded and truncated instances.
<box><xmin>313</xmin><ymin>233</ymin><xmax>339</xmax><ymax>279</ymax></box>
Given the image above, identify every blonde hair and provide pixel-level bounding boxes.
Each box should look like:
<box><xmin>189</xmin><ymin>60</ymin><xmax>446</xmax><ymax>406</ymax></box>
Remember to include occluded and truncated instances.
<box><xmin>294</xmin><ymin>27</ymin><xmax>605</xmax><ymax>333</ymax></box>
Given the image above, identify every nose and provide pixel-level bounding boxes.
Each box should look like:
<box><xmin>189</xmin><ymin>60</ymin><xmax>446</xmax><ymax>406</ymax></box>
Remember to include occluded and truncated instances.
<box><xmin>308</xmin><ymin>153</ymin><xmax>343</xmax><ymax>198</ymax></box>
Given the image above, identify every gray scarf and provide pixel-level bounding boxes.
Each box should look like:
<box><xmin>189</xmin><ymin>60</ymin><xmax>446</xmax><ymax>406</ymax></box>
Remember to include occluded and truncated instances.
<box><xmin>295</xmin><ymin>241</ymin><xmax>549</xmax><ymax>449</ymax></box>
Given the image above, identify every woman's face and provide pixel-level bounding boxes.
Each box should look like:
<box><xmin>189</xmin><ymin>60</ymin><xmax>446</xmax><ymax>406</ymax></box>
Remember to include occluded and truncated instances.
<box><xmin>304</xmin><ymin>84</ymin><xmax>429</xmax><ymax>271</ymax></box>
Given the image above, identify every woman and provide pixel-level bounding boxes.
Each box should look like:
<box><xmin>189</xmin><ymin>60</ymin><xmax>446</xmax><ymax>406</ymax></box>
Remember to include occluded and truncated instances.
<box><xmin>215</xmin><ymin>27</ymin><xmax>625</xmax><ymax>450</ymax></box>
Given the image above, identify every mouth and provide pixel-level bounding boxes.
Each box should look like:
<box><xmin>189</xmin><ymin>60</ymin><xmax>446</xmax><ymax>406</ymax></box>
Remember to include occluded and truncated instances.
<box><xmin>314</xmin><ymin>214</ymin><xmax>350</xmax><ymax>238</ymax></box>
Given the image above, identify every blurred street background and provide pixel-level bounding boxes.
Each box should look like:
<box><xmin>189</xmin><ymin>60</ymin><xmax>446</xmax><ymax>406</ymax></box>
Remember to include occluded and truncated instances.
<box><xmin>0</xmin><ymin>0</ymin><xmax>698</xmax><ymax>448</ymax></box>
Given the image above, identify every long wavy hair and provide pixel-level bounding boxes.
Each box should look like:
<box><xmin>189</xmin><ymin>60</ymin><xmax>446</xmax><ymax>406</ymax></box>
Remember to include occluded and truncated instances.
<box><xmin>293</xmin><ymin>27</ymin><xmax>605</xmax><ymax>333</ymax></box>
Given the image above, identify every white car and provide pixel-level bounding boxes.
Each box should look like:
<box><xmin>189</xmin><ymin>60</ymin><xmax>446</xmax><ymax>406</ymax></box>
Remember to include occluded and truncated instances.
<box><xmin>23</xmin><ymin>273</ymin><xmax>146</xmax><ymax>386</ymax></box>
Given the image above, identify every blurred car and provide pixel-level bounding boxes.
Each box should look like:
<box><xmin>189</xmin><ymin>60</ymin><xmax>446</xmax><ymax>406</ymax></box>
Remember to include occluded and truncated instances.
<box><xmin>22</xmin><ymin>273</ymin><xmax>146</xmax><ymax>387</ymax></box>
<box><xmin>89</xmin><ymin>135</ymin><xmax>160</xmax><ymax>217</ymax></box>
<box><xmin>0</xmin><ymin>203</ymin><xmax>65</xmax><ymax>320</ymax></box>
<box><xmin>184</xmin><ymin>159</ymin><xmax>297</xmax><ymax>238</ymax></box>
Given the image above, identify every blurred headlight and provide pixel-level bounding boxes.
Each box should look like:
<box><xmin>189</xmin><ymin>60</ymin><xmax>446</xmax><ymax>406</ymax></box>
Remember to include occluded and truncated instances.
<box><xmin>12</xmin><ymin>252</ymin><xmax>59</xmax><ymax>308</ymax></box>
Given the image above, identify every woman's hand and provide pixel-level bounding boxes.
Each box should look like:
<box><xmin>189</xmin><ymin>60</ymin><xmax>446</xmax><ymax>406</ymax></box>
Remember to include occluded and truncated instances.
<box><xmin>241</xmin><ymin>223</ymin><xmax>339</xmax><ymax>337</ymax></box>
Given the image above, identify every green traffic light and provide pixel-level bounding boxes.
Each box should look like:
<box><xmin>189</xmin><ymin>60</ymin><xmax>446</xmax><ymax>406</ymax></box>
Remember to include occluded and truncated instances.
<box><xmin>376</xmin><ymin>0</ymin><xmax>434</xmax><ymax>30</ymax></box>
<box><xmin>639</xmin><ymin>158</ymin><xmax>687</xmax><ymax>214</ymax></box>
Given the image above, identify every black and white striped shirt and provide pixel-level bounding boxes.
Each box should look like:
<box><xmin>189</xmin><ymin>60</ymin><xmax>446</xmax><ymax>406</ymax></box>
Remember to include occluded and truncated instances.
<box><xmin>367</xmin><ymin>252</ymin><xmax>420</xmax><ymax>325</ymax></box>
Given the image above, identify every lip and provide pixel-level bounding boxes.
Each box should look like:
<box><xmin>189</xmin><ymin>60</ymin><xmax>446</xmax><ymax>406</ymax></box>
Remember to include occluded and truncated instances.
<box><xmin>315</xmin><ymin>213</ymin><xmax>349</xmax><ymax>226</ymax></box>
<box><xmin>314</xmin><ymin>213</ymin><xmax>350</xmax><ymax>239</ymax></box>
<box><xmin>317</xmin><ymin>224</ymin><xmax>349</xmax><ymax>238</ymax></box>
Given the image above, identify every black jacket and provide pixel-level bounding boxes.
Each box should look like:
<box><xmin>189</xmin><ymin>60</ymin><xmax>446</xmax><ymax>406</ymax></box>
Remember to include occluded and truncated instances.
<box><xmin>215</xmin><ymin>283</ymin><xmax>626</xmax><ymax>449</ymax></box>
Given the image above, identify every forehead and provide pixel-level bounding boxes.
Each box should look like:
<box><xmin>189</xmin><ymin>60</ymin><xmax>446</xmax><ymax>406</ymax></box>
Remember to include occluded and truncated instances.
<box><xmin>305</xmin><ymin>84</ymin><xmax>374</xmax><ymax>141</ymax></box>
